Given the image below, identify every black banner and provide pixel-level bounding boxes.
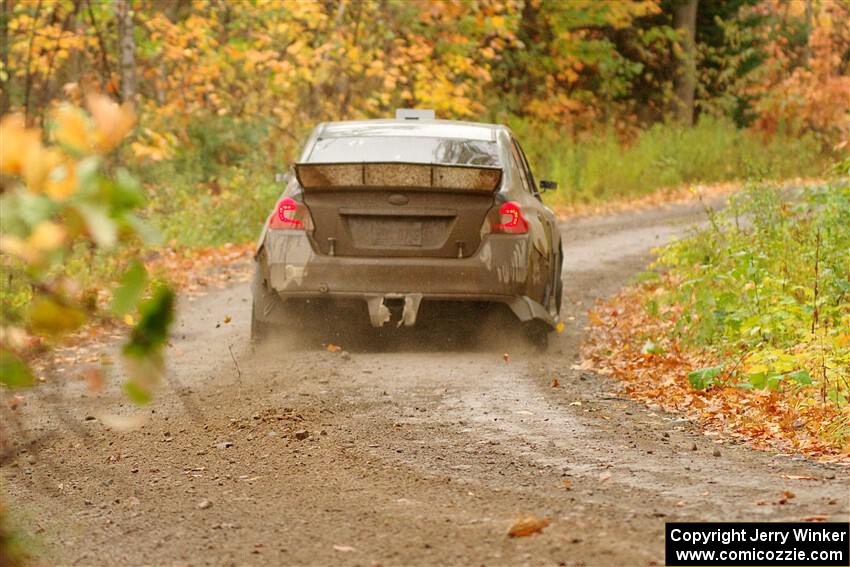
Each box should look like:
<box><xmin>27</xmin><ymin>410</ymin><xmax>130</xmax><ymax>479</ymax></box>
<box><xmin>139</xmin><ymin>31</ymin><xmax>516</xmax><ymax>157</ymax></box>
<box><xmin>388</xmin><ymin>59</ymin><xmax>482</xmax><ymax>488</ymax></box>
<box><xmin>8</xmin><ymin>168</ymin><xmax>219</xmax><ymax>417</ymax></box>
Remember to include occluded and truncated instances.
<box><xmin>666</xmin><ymin>522</ymin><xmax>849</xmax><ymax>566</ymax></box>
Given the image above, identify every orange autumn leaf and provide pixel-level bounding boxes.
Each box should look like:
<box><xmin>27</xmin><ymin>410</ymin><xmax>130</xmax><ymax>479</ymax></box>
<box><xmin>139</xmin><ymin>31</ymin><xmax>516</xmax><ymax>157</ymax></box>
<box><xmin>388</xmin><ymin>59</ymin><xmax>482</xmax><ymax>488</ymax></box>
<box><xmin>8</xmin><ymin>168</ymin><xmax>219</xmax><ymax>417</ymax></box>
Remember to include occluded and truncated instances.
<box><xmin>82</xmin><ymin>367</ymin><xmax>104</xmax><ymax>393</ymax></box>
<box><xmin>21</xmin><ymin>146</ymin><xmax>57</xmax><ymax>194</ymax></box>
<box><xmin>52</xmin><ymin>104</ymin><xmax>94</xmax><ymax>153</ymax></box>
<box><xmin>588</xmin><ymin>310</ymin><xmax>604</xmax><ymax>326</ymax></box>
<box><xmin>781</xmin><ymin>474</ymin><xmax>818</xmax><ymax>481</ymax></box>
<box><xmin>28</xmin><ymin>221</ymin><xmax>66</xmax><ymax>252</ymax></box>
<box><xmin>87</xmin><ymin>94</ymin><xmax>136</xmax><ymax>152</ymax></box>
<box><xmin>507</xmin><ymin>514</ymin><xmax>551</xmax><ymax>537</ymax></box>
<box><xmin>43</xmin><ymin>153</ymin><xmax>78</xmax><ymax>199</ymax></box>
<box><xmin>0</xmin><ymin>114</ymin><xmax>42</xmax><ymax>176</ymax></box>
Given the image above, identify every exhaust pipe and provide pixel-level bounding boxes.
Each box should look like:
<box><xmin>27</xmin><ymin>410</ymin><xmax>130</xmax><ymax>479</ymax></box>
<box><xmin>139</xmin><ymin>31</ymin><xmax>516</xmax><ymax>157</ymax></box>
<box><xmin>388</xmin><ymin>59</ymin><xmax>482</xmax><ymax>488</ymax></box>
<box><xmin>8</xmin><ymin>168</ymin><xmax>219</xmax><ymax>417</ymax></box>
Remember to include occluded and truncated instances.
<box><xmin>365</xmin><ymin>294</ymin><xmax>423</xmax><ymax>328</ymax></box>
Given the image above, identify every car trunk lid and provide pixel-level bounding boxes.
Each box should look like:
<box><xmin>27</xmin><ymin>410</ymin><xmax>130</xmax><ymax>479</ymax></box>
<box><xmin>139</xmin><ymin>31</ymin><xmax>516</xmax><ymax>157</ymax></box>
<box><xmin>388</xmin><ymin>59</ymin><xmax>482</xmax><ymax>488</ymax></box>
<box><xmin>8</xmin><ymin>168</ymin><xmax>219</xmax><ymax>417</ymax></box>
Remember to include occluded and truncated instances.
<box><xmin>295</xmin><ymin>162</ymin><xmax>501</xmax><ymax>258</ymax></box>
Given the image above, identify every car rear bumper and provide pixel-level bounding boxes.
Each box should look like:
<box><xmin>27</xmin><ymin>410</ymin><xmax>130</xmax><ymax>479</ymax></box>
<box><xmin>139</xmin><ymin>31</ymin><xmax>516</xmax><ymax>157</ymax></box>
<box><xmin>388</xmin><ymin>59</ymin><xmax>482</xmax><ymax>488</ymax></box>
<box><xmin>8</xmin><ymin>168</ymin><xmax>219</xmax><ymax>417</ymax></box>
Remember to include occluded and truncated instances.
<box><xmin>256</xmin><ymin>231</ymin><xmax>555</xmax><ymax>327</ymax></box>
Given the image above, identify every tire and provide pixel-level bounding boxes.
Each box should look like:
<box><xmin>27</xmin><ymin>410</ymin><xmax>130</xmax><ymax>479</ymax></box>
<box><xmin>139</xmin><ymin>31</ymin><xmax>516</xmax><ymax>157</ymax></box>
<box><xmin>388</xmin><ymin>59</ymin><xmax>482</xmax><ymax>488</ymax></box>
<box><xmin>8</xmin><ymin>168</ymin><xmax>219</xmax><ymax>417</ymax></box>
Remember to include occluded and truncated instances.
<box><xmin>523</xmin><ymin>320</ymin><xmax>549</xmax><ymax>351</ymax></box>
<box><xmin>250</xmin><ymin>306</ymin><xmax>271</xmax><ymax>343</ymax></box>
<box><xmin>250</xmin><ymin>263</ymin><xmax>282</xmax><ymax>344</ymax></box>
<box><xmin>554</xmin><ymin>268</ymin><xmax>563</xmax><ymax>315</ymax></box>
<box><xmin>554</xmin><ymin>245</ymin><xmax>563</xmax><ymax>315</ymax></box>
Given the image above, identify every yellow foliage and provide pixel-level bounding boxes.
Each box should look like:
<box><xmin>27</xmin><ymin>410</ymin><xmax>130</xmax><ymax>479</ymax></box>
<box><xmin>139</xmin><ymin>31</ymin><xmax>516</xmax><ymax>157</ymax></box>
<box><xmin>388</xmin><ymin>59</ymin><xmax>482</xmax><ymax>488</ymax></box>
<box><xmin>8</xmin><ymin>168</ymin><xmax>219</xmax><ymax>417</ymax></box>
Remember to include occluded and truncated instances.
<box><xmin>28</xmin><ymin>221</ymin><xmax>66</xmax><ymax>253</ymax></box>
<box><xmin>87</xmin><ymin>95</ymin><xmax>136</xmax><ymax>153</ymax></box>
<box><xmin>44</xmin><ymin>156</ymin><xmax>77</xmax><ymax>200</ymax></box>
<box><xmin>130</xmin><ymin>128</ymin><xmax>175</xmax><ymax>162</ymax></box>
<box><xmin>0</xmin><ymin>234</ymin><xmax>38</xmax><ymax>263</ymax></box>
<box><xmin>53</xmin><ymin>104</ymin><xmax>93</xmax><ymax>152</ymax></box>
<box><xmin>0</xmin><ymin>116</ymin><xmax>78</xmax><ymax>197</ymax></box>
<box><xmin>0</xmin><ymin>114</ymin><xmax>42</xmax><ymax>176</ymax></box>
<box><xmin>27</xmin><ymin>297</ymin><xmax>86</xmax><ymax>335</ymax></box>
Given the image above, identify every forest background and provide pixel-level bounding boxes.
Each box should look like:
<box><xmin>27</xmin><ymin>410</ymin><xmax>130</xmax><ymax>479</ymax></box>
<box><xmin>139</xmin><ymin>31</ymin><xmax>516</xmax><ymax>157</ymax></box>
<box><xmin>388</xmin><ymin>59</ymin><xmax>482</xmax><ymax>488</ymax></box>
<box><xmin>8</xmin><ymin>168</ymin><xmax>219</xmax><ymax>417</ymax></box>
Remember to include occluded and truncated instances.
<box><xmin>2</xmin><ymin>0</ymin><xmax>848</xmax><ymax>248</ymax></box>
<box><xmin>0</xmin><ymin>0</ymin><xmax>848</xmax><ymax>439</ymax></box>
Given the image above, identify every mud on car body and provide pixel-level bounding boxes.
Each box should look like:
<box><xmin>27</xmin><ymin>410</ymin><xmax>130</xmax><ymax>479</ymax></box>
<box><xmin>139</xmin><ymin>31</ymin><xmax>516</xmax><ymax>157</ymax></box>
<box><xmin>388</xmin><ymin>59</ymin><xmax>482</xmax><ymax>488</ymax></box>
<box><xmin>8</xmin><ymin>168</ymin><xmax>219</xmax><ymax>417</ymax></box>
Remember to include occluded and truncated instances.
<box><xmin>252</xmin><ymin>111</ymin><xmax>563</xmax><ymax>346</ymax></box>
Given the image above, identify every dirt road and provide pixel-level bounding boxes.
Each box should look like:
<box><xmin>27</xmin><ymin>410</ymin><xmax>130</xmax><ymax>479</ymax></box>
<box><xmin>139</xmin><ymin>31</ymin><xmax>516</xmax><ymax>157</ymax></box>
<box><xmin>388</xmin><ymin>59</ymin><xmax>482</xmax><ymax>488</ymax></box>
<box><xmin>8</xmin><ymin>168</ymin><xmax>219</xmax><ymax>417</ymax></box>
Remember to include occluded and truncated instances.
<box><xmin>3</xmin><ymin>201</ymin><xmax>847</xmax><ymax>566</ymax></box>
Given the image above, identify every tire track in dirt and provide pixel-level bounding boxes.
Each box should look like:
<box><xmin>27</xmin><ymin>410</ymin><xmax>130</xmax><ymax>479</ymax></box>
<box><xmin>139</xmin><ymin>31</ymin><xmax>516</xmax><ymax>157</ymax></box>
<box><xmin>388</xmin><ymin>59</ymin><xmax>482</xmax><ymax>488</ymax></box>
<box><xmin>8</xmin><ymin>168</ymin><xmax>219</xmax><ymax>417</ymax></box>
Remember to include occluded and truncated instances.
<box><xmin>2</xmin><ymin>199</ymin><xmax>846</xmax><ymax>566</ymax></box>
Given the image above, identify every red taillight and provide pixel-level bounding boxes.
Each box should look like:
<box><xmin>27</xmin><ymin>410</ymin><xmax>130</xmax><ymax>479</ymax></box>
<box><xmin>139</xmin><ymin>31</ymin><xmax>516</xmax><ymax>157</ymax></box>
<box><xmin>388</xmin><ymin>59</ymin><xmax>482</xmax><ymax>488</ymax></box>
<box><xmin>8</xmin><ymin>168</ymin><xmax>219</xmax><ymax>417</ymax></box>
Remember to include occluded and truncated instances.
<box><xmin>269</xmin><ymin>197</ymin><xmax>305</xmax><ymax>230</ymax></box>
<box><xmin>494</xmin><ymin>201</ymin><xmax>528</xmax><ymax>234</ymax></box>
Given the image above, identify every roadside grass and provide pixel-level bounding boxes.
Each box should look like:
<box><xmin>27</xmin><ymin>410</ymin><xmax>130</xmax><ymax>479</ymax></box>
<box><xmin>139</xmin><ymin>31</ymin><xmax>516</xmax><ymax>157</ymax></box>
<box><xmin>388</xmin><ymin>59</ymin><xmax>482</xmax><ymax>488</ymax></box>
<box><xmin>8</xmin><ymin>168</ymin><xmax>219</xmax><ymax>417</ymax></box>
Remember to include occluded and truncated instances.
<box><xmin>584</xmin><ymin>178</ymin><xmax>850</xmax><ymax>459</ymax></box>
<box><xmin>140</xmin><ymin>161</ymin><xmax>281</xmax><ymax>248</ymax></box>
<box><xmin>512</xmin><ymin>116</ymin><xmax>829</xmax><ymax>207</ymax></box>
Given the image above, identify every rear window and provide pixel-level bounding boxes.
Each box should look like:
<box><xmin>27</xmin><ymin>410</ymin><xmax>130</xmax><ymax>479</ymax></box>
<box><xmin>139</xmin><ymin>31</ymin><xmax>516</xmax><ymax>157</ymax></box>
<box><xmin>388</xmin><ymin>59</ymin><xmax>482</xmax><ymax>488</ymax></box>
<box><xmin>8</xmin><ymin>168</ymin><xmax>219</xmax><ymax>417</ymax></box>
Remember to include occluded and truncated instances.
<box><xmin>307</xmin><ymin>136</ymin><xmax>500</xmax><ymax>166</ymax></box>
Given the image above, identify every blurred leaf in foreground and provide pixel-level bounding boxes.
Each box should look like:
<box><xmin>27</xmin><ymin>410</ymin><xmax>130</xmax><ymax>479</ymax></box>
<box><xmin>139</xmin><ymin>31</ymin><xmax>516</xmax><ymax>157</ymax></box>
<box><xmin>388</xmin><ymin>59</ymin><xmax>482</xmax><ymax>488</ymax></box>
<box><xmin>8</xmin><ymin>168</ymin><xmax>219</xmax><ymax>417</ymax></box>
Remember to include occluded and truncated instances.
<box><xmin>122</xmin><ymin>286</ymin><xmax>175</xmax><ymax>404</ymax></box>
<box><xmin>0</xmin><ymin>350</ymin><xmax>34</xmax><ymax>389</ymax></box>
<box><xmin>26</xmin><ymin>297</ymin><xmax>86</xmax><ymax>336</ymax></box>
<box><xmin>111</xmin><ymin>261</ymin><xmax>148</xmax><ymax>316</ymax></box>
<box><xmin>0</xmin><ymin>97</ymin><xmax>173</xmax><ymax>405</ymax></box>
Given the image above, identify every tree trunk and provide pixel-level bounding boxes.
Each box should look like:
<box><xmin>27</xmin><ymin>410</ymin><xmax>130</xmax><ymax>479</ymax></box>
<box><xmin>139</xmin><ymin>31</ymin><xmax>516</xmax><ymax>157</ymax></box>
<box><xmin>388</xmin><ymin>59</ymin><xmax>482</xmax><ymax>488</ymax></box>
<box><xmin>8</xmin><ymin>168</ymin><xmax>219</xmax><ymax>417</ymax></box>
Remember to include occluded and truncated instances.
<box><xmin>673</xmin><ymin>0</ymin><xmax>698</xmax><ymax>126</ymax></box>
<box><xmin>0</xmin><ymin>0</ymin><xmax>12</xmax><ymax>115</ymax></box>
<box><xmin>803</xmin><ymin>0</ymin><xmax>813</xmax><ymax>65</ymax></box>
<box><xmin>115</xmin><ymin>0</ymin><xmax>136</xmax><ymax>103</ymax></box>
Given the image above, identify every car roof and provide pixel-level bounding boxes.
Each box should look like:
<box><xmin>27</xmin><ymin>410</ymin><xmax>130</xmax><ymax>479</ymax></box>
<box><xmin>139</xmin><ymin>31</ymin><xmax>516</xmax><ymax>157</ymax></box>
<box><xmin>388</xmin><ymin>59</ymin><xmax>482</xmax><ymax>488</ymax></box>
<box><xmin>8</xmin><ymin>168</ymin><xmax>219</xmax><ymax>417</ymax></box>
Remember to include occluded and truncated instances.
<box><xmin>317</xmin><ymin>119</ymin><xmax>504</xmax><ymax>142</ymax></box>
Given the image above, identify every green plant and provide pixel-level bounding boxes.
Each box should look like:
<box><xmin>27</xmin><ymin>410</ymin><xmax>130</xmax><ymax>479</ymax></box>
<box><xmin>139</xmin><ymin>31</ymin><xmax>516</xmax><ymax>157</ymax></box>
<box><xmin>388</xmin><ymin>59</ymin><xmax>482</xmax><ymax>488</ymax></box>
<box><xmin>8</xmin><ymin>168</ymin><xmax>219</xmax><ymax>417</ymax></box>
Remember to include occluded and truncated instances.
<box><xmin>510</xmin><ymin>116</ymin><xmax>828</xmax><ymax>206</ymax></box>
<box><xmin>654</xmin><ymin>180</ymin><xmax>850</xmax><ymax>403</ymax></box>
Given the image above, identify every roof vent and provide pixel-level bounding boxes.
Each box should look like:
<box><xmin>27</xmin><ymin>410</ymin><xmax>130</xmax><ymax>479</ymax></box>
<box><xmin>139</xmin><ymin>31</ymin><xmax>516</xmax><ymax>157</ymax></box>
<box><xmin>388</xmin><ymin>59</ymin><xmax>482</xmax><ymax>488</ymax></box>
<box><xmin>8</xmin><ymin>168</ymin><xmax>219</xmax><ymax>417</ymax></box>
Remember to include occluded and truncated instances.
<box><xmin>395</xmin><ymin>108</ymin><xmax>435</xmax><ymax>121</ymax></box>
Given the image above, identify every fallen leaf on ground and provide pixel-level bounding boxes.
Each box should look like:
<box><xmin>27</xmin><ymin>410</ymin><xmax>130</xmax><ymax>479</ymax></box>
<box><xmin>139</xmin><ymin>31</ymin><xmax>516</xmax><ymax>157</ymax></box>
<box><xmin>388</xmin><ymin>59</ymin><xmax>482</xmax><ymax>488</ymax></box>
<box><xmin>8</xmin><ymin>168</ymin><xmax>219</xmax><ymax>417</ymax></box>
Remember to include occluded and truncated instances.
<box><xmin>507</xmin><ymin>514</ymin><xmax>551</xmax><ymax>537</ymax></box>
<box><xmin>570</xmin><ymin>400</ymin><xmax>582</xmax><ymax>406</ymax></box>
<box><xmin>223</xmin><ymin>315</ymin><xmax>232</xmax><ymax>324</ymax></box>
<box><xmin>778</xmin><ymin>490</ymin><xmax>796</xmax><ymax>504</ymax></box>
<box><xmin>583</xmin><ymin>273</ymin><xmax>850</xmax><ymax>463</ymax></box>
<box><xmin>550</xmin><ymin>378</ymin><xmax>560</xmax><ymax>388</ymax></box>
<box><xmin>556</xmin><ymin>321</ymin><xmax>565</xmax><ymax>334</ymax></box>
<box><xmin>99</xmin><ymin>413</ymin><xmax>147</xmax><ymax>431</ymax></box>
<box><xmin>801</xmin><ymin>515</ymin><xmax>829</xmax><ymax>522</ymax></box>
<box><xmin>325</xmin><ymin>344</ymin><xmax>341</xmax><ymax>353</ymax></box>
<box><xmin>6</xmin><ymin>394</ymin><xmax>25</xmax><ymax>409</ymax></box>
<box><xmin>502</xmin><ymin>353</ymin><xmax>511</xmax><ymax>363</ymax></box>
<box><xmin>781</xmin><ymin>474</ymin><xmax>818</xmax><ymax>481</ymax></box>
<box><xmin>598</xmin><ymin>471</ymin><xmax>611</xmax><ymax>482</ymax></box>
<box><xmin>562</xmin><ymin>479</ymin><xmax>571</xmax><ymax>490</ymax></box>
<box><xmin>81</xmin><ymin>367</ymin><xmax>103</xmax><ymax>392</ymax></box>
<box><xmin>332</xmin><ymin>545</ymin><xmax>356</xmax><ymax>552</ymax></box>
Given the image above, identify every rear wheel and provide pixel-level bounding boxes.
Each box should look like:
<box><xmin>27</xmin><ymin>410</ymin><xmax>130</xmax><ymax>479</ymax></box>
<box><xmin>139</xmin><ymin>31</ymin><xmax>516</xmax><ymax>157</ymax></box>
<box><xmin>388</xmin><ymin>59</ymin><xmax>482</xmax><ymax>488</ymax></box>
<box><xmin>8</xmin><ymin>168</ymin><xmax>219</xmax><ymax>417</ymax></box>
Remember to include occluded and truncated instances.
<box><xmin>250</xmin><ymin>263</ymin><xmax>282</xmax><ymax>344</ymax></box>
<box><xmin>250</xmin><ymin>307</ymin><xmax>272</xmax><ymax>343</ymax></box>
<box><xmin>523</xmin><ymin>320</ymin><xmax>549</xmax><ymax>351</ymax></box>
<box><xmin>554</xmin><ymin>246</ymin><xmax>564</xmax><ymax>314</ymax></box>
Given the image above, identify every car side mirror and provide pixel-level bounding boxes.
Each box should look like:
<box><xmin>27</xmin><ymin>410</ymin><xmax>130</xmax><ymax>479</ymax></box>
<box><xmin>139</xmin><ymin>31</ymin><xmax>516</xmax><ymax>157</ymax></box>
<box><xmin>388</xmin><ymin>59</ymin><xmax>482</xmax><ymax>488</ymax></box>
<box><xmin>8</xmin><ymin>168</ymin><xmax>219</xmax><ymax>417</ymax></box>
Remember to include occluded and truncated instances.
<box><xmin>539</xmin><ymin>180</ymin><xmax>558</xmax><ymax>192</ymax></box>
